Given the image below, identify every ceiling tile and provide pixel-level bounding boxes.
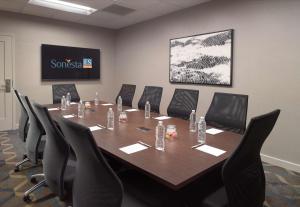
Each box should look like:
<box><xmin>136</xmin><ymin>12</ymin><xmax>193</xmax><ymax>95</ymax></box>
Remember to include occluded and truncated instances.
<box><xmin>22</xmin><ymin>4</ymin><xmax>56</xmax><ymax>18</ymax></box>
<box><xmin>0</xmin><ymin>0</ymin><xmax>27</xmax><ymax>12</ymax></box>
<box><xmin>160</xmin><ymin>0</ymin><xmax>211</xmax><ymax>8</ymax></box>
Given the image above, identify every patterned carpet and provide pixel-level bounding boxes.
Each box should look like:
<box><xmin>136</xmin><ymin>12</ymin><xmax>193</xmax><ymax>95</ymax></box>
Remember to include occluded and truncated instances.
<box><xmin>0</xmin><ymin>130</ymin><xmax>299</xmax><ymax>207</ymax></box>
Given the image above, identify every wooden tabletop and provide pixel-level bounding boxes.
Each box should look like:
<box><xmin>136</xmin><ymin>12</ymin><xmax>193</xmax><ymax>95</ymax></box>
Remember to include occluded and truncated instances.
<box><xmin>47</xmin><ymin>101</ymin><xmax>241</xmax><ymax>190</ymax></box>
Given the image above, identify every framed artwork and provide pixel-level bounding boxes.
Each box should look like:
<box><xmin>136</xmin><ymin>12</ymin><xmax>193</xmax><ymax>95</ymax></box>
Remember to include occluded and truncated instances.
<box><xmin>169</xmin><ymin>29</ymin><xmax>233</xmax><ymax>86</ymax></box>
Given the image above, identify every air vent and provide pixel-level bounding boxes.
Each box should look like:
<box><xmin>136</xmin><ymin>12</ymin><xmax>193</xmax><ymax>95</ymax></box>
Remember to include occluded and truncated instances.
<box><xmin>102</xmin><ymin>4</ymin><xmax>135</xmax><ymax>16</ymax></box>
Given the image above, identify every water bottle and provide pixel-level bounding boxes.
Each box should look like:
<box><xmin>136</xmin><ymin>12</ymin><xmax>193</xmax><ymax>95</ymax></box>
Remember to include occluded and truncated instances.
<box><xmin>155</xmin><ymin>121</ymin><xmax>165</xmax><ymax>151</ymax></box>
<box><xmin>78</xmin><ymin>100</ymin><xmax>85</xmax><ymax>118</ymax></box>
<box><xmin>189</xmin><ymin>110</ymin><xmax>196</xmax><ymax>132</ymax></box>
<box><xmin>66</xmin><ymin>92</ymin><xmax>71</xmax><ymax>106</ymax></box>
<box><xmin>107</xmin><ymin>108</ymin><xmax>114</xmax><ymax>130</ymax></box>
<box><xmin>197</xmin><ymin>117</ymin><xmax>206</xmax><ymax>144</ymax></box>
<box><xmin>94</xmin><ymin>92</ymin><xmax>99</xmax><ymax>106</ymax></box>
<box><xmin>145</xmin><ymin>101</ymin><xmax>151</xmax><ymax>119</ymax></box>
<box><xmin>61</xmin><ymin>96</ymin><xmax>66</xmax><ymax>110</ymax></box>
<box><xmin>117</xmin><ymin>96</ymin><xmax>122</xmax><ymax>112</ymax></box>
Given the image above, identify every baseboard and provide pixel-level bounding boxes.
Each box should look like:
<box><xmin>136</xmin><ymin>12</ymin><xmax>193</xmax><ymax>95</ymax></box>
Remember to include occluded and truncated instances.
<box><xmin>261</xmin><ymin>154</ymin><xmax>300</xmax><ymax>173</ymax></box>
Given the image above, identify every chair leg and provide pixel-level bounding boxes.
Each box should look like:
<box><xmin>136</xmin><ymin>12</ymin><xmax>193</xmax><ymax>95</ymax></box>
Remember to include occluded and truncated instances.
<box><xmin>30</xmin><ymin>173</ymin><xmax>45</xmax><ymax>183</ymax></box>
<box><xmin>23</xmin><ymin>179</ymin><xmax>47</xmax><ymax>203</ymax></box>
<box><xmin>15</xmin><ymin>157</ymin><xmax>30</xmax><ymax>172</ymax></box>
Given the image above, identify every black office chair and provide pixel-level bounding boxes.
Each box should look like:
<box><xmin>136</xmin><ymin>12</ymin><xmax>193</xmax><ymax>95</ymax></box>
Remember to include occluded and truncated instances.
<box><xmin>14</xmin><ymin>89</ymin><xmax>29</xmax><ymax>142</ymax></box>
<box><xmin>138</xmin><ymin>86</ymin><xmax>163</xmax><ymax>113</ymax></box>
<box><xmin>52</xmin><ymin>84</ymin><xmax>80</xmax><ymax>104</ymax></box>
<box><xmin>205</xmin><ymin>92</ymin><xmax>248</xmax><ymax>134</ymax></box>
<box><xmin>200</xmin><ymin>109</ymin><xmax>280</xmax><ymax>207</ymax></box>
<box><xmin>22</xmin><ymin>103</ymin><xmax>75</xmax><ymax>203</ymax></box>
<box><xmin>14</xmin><ymin>96</ymin><xmax>46</xmax><ymax>172</ymax></box>
<box><xmin>57</xmin><ymin>118</ymin><xmax>184</xmax><ymax>207</ymax></box>
<box><xmin>167</xmin><ymin>89</ymin><xmax>199</xmax><ymax>120</ymax></box>
<box><xmin>116</xmin><ymin>84</ymin><xmax>136</xmax><ymax>107</ymax></box>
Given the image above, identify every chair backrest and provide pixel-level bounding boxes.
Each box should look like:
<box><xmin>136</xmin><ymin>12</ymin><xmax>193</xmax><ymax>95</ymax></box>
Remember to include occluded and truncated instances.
<box><xmin>52</xmin><ymin>84</ymin><xmax>80</xmax><ymax>104</ymax></box>
<box><xmin>167</xmin><ymin>89</ymin><xmax>199</xmax><ymax>120</ymax></box>
<box><xmin>32</xmin><ymin>103</ymin><xmax>70</xmax><ymax>198</ymax></box>
<box><xmin>14</xmin><ymin>89</ymin><xmax>29</xmax><ymax>142</ymax></box>
<box><xmin>138</xmin><ymin>86</ymin><xmax>163</xmax><ymax>113</ymax></box>
<box><xmin>57</xmin><ymin>118</ymin><xmax>123</xmax><ymax>207</ymax></box>
<box><xmin>19</xmin><ymin>95</ymin><xmax>45</xmax><ymax>164</ymax></box>
<box><xmin>205</xmin><ymin>92</ymin><xmax>248</xmax><ymax>134</ymax></box>
<box><xmin>116</xmin><ymin>84</ymin><xmax>136</xmax><ymax>107</ymax></box>
<box><xmin>222</xmin><ymin>109</ymin><xmax>280</xmax><ymax>207</ymax></box>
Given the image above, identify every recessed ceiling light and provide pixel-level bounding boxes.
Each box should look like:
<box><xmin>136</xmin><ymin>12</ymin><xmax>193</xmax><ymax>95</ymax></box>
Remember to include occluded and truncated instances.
<box><xmin>28</xmin><ymin>0</ymin><xmax>97</xmax><ymax>15</ymax></box>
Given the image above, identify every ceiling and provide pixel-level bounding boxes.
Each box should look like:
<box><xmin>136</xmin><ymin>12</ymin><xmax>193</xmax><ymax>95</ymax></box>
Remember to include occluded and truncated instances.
<box><xmin>0</xmin><ymin>0</ymin><xmax>210</xmax><ymax>29</ymax></box>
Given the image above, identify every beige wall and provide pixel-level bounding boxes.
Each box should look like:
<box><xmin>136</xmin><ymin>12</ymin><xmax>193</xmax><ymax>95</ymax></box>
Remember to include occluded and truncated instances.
<box><xmin>116</xmin><ymin>0</ymin><xmax>300</xmax><ymax>169</ymax></box>
<box><xmin>0</xmin><ymin>11</ymin><xmax>118</xmax><ymax>125</ymax></box>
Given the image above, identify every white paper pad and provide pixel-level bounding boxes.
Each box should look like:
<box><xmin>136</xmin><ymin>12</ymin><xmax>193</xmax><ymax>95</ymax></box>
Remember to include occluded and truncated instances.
<box><xmin>70</xmin><ymin>102</ymin><xmax>77</xmax><ymax>105</ymax></box>
<box><xmin>125</xmin><ymin>109</ymin><xmax>139</xmax><ymax>112</ymax></box>
<box><xmin>63</xmin><ymin>115</ymin><xmax>75</xmax><ymax>119</ymax></box>
<box><xmin>89</xmin><ymin>126</ymin><xmax>103</xmax><ymax>131</ymax></box>
<box><xmin>119</xmin><ymin>143</ymin><xmax>148</xmax><ymax>154</ymax></box>
<box><xmin>154</xmin><ymin>116</ymin><xmax>171</xmax><ymax>120</ymax></box>
<box><xmin>101</xmin><ymin>103</ymin><xmax>113</xmax><ymax>106</ymax></box>
<box><xmin>48</xmin><ymin>108</ymin><xmax>59</xmax><ymax>111</ymax></box>
<box><xmin>206</xmin><ymin>128</ymin><xmax>224</xmax><ymax>135</ymax></box>
<box><xmin>196</xmin><ymin>145</ymin><xmax>226</xmax><ymax>157</ymax></box>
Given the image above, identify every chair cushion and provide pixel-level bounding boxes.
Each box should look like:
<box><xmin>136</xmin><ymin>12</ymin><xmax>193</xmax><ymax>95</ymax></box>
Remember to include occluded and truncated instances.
<box><xmin>201</xmin><ymin>187</ymin><xmax>228</xmax><ymax>207</ymax></box>
<box><xmin>119</xmin><ymin>170</ymin><xmax>185</xmax><ymax>207</ymax></box>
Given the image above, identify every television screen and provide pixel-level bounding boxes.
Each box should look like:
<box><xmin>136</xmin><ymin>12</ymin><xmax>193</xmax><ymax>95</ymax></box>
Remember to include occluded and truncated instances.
<box><xmin>41</xmin><ymin>44</ymin><xmax>100</xmax><ymax>80</ymax></box>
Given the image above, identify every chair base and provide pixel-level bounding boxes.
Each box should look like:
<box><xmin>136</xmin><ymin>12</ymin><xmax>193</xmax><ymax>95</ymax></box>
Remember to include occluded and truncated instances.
<box><xmin>23</xmin><ymin>179</ymin><xmax>47</xmax><ymax>203</ymax></box>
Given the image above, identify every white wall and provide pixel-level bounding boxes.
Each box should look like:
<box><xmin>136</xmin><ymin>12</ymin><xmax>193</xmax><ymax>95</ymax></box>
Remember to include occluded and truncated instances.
<box><xmin>115</xmin><ymin>0</ymin><xmax>300</xmax><ymax>171</ymax></box>
<box><xmin>0</xmin><ymin>11</ymin><xmax>118</xmax><ymax>125</ymax></box>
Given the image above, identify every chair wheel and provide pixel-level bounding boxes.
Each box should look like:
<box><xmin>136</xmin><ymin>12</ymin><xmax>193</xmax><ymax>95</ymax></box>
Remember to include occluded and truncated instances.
<box><xmin>14</xmin><ymin>167</ymin><xmax>20</xmax><ymax>172</ymax></box>
<box><xmin>23</xmin><ymin>195</ymin><xmax>32</xmax><ymax>203</ymax></box>
<box><xmin>30</xmin><ymin>177</ymin><xmax>37</xmax><ymax>184</ymax></box>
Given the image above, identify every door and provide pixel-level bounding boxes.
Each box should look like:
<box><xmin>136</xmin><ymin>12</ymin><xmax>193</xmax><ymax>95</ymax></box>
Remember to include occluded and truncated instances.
<box><xmin>0</xmin><ymin>35</ymin><xmax>13</xmax><ymax>130</ymax></box>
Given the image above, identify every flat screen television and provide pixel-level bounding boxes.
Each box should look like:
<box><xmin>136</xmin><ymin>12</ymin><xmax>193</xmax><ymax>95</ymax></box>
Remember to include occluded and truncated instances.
<box><xmin>41</xmin><ymin>44</ymin><xmax>100</xmax><ymax>80</ymax></box>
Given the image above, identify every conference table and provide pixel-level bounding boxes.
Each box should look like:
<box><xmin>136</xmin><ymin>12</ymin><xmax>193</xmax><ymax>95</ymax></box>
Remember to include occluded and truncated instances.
<box><xmin>47</xmin><ymin>101</ymin><xmax>241</xmax><ymax>191</ymax></box>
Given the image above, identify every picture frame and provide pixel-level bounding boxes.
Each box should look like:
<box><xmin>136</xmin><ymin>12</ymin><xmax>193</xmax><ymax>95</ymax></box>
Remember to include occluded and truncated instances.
<box><xmin>169</xmin><ymin>29</ymin><xmax>233</xmax><ymax>86</ymax></box>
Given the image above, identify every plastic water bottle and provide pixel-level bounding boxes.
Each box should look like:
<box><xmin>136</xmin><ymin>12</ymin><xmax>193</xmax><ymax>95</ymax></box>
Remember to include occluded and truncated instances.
<box><xmin>78</xmin><ymin>100</ymin><xmax>85</xmax><ymax>118</ymax></box>
<box><xmin>66</xmin><ymin>92</ymin><xmax>71</xmax><ymax>106</ymax></box>
<box><xmin>107</xmin><ymin>108</ymin><xmax>114</xmax><ymax>130</ymax></box>
<box><xmin>145</xmin><ymin>101</ymin><xmax>151</xmax><ymax>119</ymax></box>
<box><xmin>198</xmin><ymin>117</ymin><xmax>206</xmax><ymax>144</ymax></box>
<box><xmin>61</xmin><ymin>96</ymin><xmax>66</xmax><ymax>110</ymax></box>
<box><xmin>189</xmin><ymin>110</ymin><xmax>196</xmax><ymax>132</ymax></box>
<box><xmin>94</xmin><ymin>92</ymin><xmax>99</xmax><ymax>106</ymax></box>
<box><xmin>155</xmin><ymin>121</ymin><xmax>165</xmax><ymax>151</ymax></box>
<box><xmin>117</xmin><ymin>96</ymin><xmax>122</xmax><ymax>112</ymax></box>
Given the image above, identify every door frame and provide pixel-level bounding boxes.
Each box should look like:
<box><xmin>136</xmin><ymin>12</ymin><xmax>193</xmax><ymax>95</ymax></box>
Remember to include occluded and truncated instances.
<box><xmin>0</xmin><ymin>33</ymin><xmax>16</xmax><ymax>130</ymax></box>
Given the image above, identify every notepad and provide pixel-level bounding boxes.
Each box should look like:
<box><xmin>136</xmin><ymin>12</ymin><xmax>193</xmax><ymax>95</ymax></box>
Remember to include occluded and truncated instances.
<box><xmin>48</xmin><ymin>108</ymin><xmax>59</xmax><ymax>111</ymax></box>
<box><xmin>206</xmin><ymin>128</ymin><xmax>224</xmax><ymax>135</ymax></box>
<box><xmin>154</xmin><ymin>116</ymin><xmax>171</xmax><ymax>120</ymax></box>
<box><xmin>101</xmin><ymin>103</ymin><xmax>113</xmax><ymax>106</ymax></box>
<box><xmin>119</xmin><ymin>143</ymin><xmax>148</xmax><ymax>154</ymax></box>
<box><xmin>125</xmin><ymin>109</ymin><xmax>139</xmax><ymax>112</ymax></box>
<box><xmin>89</xmin><ymin>126</ymin><xmax>103</xmax><ymax>131</ymax></box>
<box><xmin>196</xmin><ymin>145</ymin><xmax>226</xmax><ymax>157</ymax></box>
<box><xmin>63</xmin><ymin>115</ymin><xmax>75</xmax><ymax>119</ymax></box>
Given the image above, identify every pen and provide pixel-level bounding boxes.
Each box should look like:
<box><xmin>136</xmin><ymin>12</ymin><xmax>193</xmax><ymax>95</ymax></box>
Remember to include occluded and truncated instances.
<box><xmin>191</xmin><ymin>143</ymin><xmax>203</xmax><ymax>149</ymax></box>
<box><xmin>138</xmin><ymin>141</ymin><xmax>152</xmax><ymax>148</ymax></box>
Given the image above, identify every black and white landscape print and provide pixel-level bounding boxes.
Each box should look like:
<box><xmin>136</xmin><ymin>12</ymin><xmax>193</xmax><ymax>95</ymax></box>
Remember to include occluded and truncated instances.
<box><xmin>169</xmin><ymin>30</ymin><xmax>233</xmax><ymax>86</ymax></box>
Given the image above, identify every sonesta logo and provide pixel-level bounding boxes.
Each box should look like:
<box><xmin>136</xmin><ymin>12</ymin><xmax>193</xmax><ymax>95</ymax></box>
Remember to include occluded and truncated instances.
<box><xmin>50</xmin><ymin>58</ymin><xmax>92</xmax><ymax>69</ymax></box>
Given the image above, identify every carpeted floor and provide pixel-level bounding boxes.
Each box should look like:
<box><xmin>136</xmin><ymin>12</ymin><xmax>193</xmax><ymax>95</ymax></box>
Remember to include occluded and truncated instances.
<box><xmin>0</xmin><ymin>130</ymin><xmax>299</xmax><ymax>207</ymax></box>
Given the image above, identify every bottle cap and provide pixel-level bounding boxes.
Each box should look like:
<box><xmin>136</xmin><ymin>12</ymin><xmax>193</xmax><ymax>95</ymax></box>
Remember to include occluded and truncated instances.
<box><xmin>200</xmin><ymin>116</ymin><xmax>205</xmax><ymax>120</ymax></box>
<box><xmin>146</xmin><ymin>101</ymin><xmax>149</xmax><ymax>104</ymax></box>
<box><xmin>192</xmin><ymin>110</ymin><xmax>195</xmax><ymax>112</ymax></box>
<box><xmin>67</xmin><ymin>92</ymin><xmax>70</xmax><ymax>95</ymax></box>
<box><xmin>62</xmin><ymin>95</ymin><xmax>65</xmax><ymax>98</ymax></box>
<box><xmin>109</xmin><ymin>108</ymin><xmax>112</xmax><ymax>111</ymax></box>
<box><xmin>158</xmin><ymin>121</ymin><xmax>163</xmax><ymax>124</ymax></box>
